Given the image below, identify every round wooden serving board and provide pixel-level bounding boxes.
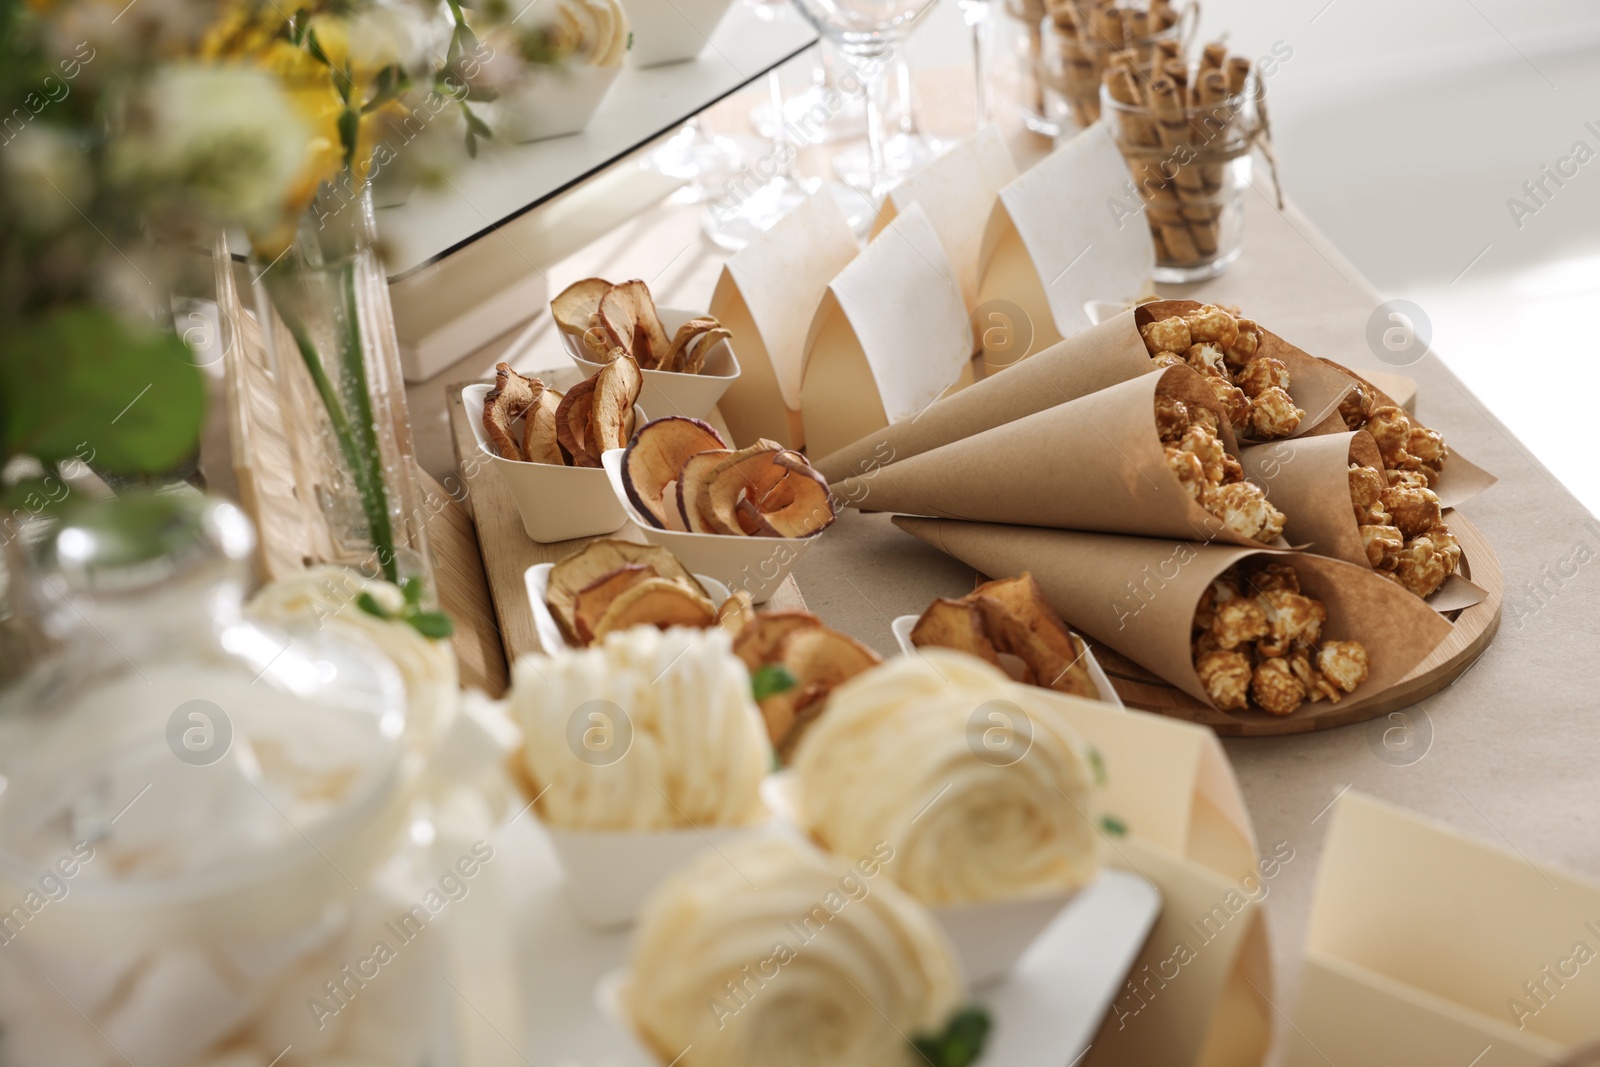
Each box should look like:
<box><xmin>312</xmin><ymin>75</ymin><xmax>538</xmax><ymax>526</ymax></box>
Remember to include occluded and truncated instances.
<box><xmin>1087</xmin><ymin>513</ymin><xmax>1502</xmax><ymax>736</ymax></box>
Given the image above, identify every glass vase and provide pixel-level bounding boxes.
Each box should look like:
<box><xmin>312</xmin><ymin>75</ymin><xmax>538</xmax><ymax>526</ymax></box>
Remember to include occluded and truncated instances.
<box><xmin>248</xmin><ymin>181</ymin><xmax>432</xmax><ymax>589</ymax></box>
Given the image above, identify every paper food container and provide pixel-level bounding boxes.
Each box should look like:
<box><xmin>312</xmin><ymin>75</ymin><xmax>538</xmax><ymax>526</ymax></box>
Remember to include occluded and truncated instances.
<box><xmin>1239</xmin><ymin>431</ymin><xmax>1488</xmax><ymax>614</ymax></box>
<box><xmin>837</xmin><ymin>365</ymin><xmax>1287</xmax><ymax>549</ymax></box>
<box><xmin>889</xmin><ymin>615</ymin><xmax>1124</xmax><ymax>707</ymax></box>
<box><xmin>540</xmin><ymin>817</ymin><xmax>766</xmax><ymax>929</ymax></box>
<box><xmin>893</xmin><ymin>519</ymin><xmax>1456</xmax><ymax>726</ymax></box>
<box><xmin>619</xmin><ymin>0</ymin><xmax>738</xmax><ymax>67</ymax></box>
<box><xmin>599</xmin><ymin>449</ymin><xmax>819</xmax><ymax>603</ymax></box>
<box><xmin>932</xmin><ymin>887</ymin><xmax>1084</xmax><ymax>987</ymax></box>
<box><xmin>493</xmin><ymin>63</ymin><xmax>622</xmax><ymax>143</ymax></box>
<box><xmin>525</xmin><ymin>564</ymin><xmax>732</xmax><ymax>654</ymax></box>
<box><xmin>562</xmin><ymin>307</ymin><xmax>742</xmax><ymax>420</ymax></box>
<box><xmin>461</xmin><ymin>383</ymin><xmax>644</xmax><ymax>543</ymax></box>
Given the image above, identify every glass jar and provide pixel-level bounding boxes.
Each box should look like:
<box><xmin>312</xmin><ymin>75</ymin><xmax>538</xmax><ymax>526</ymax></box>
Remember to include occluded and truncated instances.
<box><xmin>1039</xmin><ymin>4</ymin><xmax>1188</xmax><ymax>132</ymax></box>
<box><xmin>1100</xmin><ymin>68</ymin><xmax>1261</xmax><ymax>282</ymax></box>
<box><xmin>0</xmin><ymin>493</ymin><xmax>445</xmax><ymax>1067</ymax></box>
<box><xmin>1002</xmin><ymin>0</ymin><xmax>1056</xmax><ymax>136</ymax></box>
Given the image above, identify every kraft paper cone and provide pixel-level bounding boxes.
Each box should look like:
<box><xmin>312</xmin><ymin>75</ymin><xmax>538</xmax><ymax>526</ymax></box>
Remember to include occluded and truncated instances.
<box><xmin>811</xmin><ymin>307</ymin><xmax>1151</xmax><ymax>482</ymax></box>
<box><xmin>839</xmin><ymin>366</ymin><xmax>1282</xmax><ymax>549</ymax></box>
<box><xmin>873</xmin><ymin>125</ymin><xmax>1019</xmax><ymax>316</ymax></box>
<box><xmin>799</xmin><ymin>203</ymin><xmax>975</xmax><ymax>463</ymax></box>
<box><xmin>710</xmin><ymin>191</ymin><xmax>859</xmax><ymax>449</ymax></box>
<box><xmin>892</xmin><ymin>520</ymin><xmax>1454</xmax><ymax>718</ymax></box>
<box><xmin>975</xmin><ymin>123</ymin><xmax>1155</xmax><ymax>357</ymax></box>
<box><xmin>1287</xmin><ymin>792</ymin><xmax>1600</xmax><ymax>1066</ymax></box>
<box><xmin>1308</xmin><ymin>356</ymin><xmax>1498</xmax><ymax>510</ymax></box>
<box><xmin>1241</xmin><ymin>432</ymin><xmax>1489</xmax><ymax>615</ymax></box>
<box><xmin>1138</xmin><ymin>299</ymin><xmax>1355</xmax><ymax>443</ymax></box>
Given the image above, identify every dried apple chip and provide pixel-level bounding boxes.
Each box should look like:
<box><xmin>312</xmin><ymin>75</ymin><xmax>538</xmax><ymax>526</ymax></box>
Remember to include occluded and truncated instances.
<box><xmin>909</xmin><ymin>598</ymin><xmax>1005</xmax><ymax>671</ymax></box>
<box><xmin>589</xmin><ymin>353</ymin><xmax>643</xmax><ymax>455</ymax></box>
<box><xmin>555</xmin><ymin>374</ymin><xmax>601</xmax><ymax>467</ymax></box>
<box><xmin>572</xmin><ymin>564</ymin><xmax>656</xmax><ymax>645</ymax></box>
<box><xmin>620</xmin><ymin>416</ymin><xmax>727</xmax><ymax>529</ymax></box>
<box><xmin>551</xmin><ymin>277</ymin><xmax>613</xmax><ymax>359</ymax></box>
<box><xmin>521</xmin><ymin>381</ymin><xmax>567</xmax><ymax>466</ymax></box>
<box><xmin>599</xmin><ymin>280</ymin><xmax>673</xmax><ymax>370</ymax></box>
<box><xmin>482</xmin><ymin>362</ymin><xmax>538</xmax><ymax>460</ymax></box>
<box><xmin>591</xmin><ymin>577</ymin><xmax>718</xmax><ymax>642</ymax></box>
<box><xmin>546</xmin><ymin>540</ymin><xmax>706</xmax><ymax>642</ymax></box>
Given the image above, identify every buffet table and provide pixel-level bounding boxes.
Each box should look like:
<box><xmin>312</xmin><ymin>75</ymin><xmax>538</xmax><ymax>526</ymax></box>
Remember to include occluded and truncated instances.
<box><xmin>408</xmin><ymin>145</ymin><xmax>1597</xmax><ymax>1063</ymax></box>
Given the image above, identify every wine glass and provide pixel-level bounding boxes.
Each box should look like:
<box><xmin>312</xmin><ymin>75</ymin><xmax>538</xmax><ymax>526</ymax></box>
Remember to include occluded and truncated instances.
<box><xmin>787</xmin><ymin>0</ymin><xmax>944</xmax><ymax>200</ymax></box>
<box><xmin>958</xmin><ymin>0</ymin><xmax>991</xmax><ymax>125</ymax></box>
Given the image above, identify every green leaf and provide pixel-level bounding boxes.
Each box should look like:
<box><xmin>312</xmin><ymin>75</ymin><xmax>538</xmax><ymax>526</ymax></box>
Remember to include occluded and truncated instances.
<box><xmin>1087</xmin><ymin>746</ymin><xmax>1107</xmax><ymax>788</ymax></box>
<box><xmin>401</xmin><ymin>575</ymin><xmax>424</xmax><ymax>607</ymax></box>
<box><xmin>1100</xmin><ymin>814</ymin><xmax>1128</xmax><ymax>837</ymax></box>
<box><xmin>0</xmin><ymin>308</ymin><xmax>204</xmax><ymax>475</ymax></box>
<box><xmin>356</xmin><ymin>591</ymin><xmax>391</xmax><ymax>620</ymax></box>
<box><xmin>911</xmin><ymin>1005</ymin><xmax>991</xmax><ymax>1067</ymax></box>
<box><xmin>337</xmin><ymin>107</ymin><xmax>360</xmax><ymax>157</ymax></box>
<box><xmin>751</xmin><ymin>663</ymin><xmax>797</xmax><ymax>702</ymax></box>
<box><xmin>407</xmin><ymin>611</ymin><xmax>455</xmax><ymax>639</ymax></box>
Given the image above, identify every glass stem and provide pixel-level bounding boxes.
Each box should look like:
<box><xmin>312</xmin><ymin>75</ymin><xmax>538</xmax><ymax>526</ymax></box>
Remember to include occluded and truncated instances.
<box><xmin>856</xmin><ymin>53</ymin><xmax>892</xmax><ymax>198</ymax></box>
<box><xmin>965</xmin><ymin>2</ymin><xmax>991</xmax><ymax>126</ymax></box>
<box><xmin>895</xmin><ymin>56</ymin><xmax>916</xmax><ymax>136</ymax></box>
<box><xmin>767</xmin><ymin>70</ymin><xmax>796</xmax><ymax>181</ymax></box>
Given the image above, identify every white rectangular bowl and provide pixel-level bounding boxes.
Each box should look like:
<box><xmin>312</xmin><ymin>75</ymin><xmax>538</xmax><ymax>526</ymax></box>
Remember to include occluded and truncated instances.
<box><xmin>619</xmin><ymin>0</ymin><xmax>739</xmax><ymax>67</ymax></box>
<box><xmin>493</xmin><ymin>64</ymin><xmax>622</xmax><ymax>143</ymax></box>
<box><xmin>525</xmin><ymin>563</ymin><xmax>731</xmax><ymax>653</ymax></box>
<box><xmin>462</xmin><ymin>383</ymin><xmax>643</xmax><ymax>543</ymax></box>
<box><xmin>599</xmin><ymin>448</ymin><xmax>819</xmax><ymax>604</ymax></box>
<box><xmin>561</xmin><ymin>307</ymin><xmax>741</xmax><ymax>421</ymax></box>
<box><xmin>891</xmin><ymin>615</ymin><xmax>1124</xmax><ymax>707</ymax></box>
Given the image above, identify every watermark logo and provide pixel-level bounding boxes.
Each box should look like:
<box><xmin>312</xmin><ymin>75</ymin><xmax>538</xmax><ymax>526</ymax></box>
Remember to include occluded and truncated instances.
<box><xmin>567</xmin><ymin>699</ymin><xmax>632</xmax><ymax>766</ymax></box>
<box><xmin>167</xmin><ymin>699</ymin><xmax>232</xmax><ymax>766</ymax></box>
<box><xmin>1366</xmin><ymin>707</ymin><xmax>1432</xmax><ymax>767</ymax></box>
<box><xmin>967</xmin><ymin>700</ymin><xmax>1033</xmax><ymax>767</ymax></box>
<box><xmin>1366</xmin><ymin>299</ymin><xmax>1432</xmax><ymax>367</ymax></box>
<box><xmin>974</xmin><ymin>299</ymin><xmax>1034</xmax><ymax>370</ymax></box>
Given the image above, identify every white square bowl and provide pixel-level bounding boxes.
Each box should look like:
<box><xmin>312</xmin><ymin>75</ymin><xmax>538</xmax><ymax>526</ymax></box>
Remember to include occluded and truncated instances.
<box><xmin>525</xmin><ymin>563</ymin><xmax>731</xmax><ymax>653</ymax></box>
<box><xmin>891</xmin><ymin>616</ymin><xmax>1124</xmax><ymax>707</ymax></box>
<box><xmin>462</xmin><ymin>383</ymin><xmax>644</xmax><ymax>543</ymax></box>
<box><xmin>492</xmin><ymin>64</ymin><xmax>622</xmax><ymax>143</ymax></box>
<box><xmin>599</xmin><ymin>448</ymin><xmax>820</xmax><ymax>604</ymax></box>
<box><xmin>619</xmin><ymin>0</ymin><xmax>739</xmax><ymax>67</ymax></box>
<box><xmin>561</xmin><ymin>308</ymin><xmax>741</xmax><ymax>421</ymax></box>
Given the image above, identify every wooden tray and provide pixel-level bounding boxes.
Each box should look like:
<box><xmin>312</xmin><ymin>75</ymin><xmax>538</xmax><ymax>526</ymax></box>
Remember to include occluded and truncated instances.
<box><xmin>1086</xmin><ymin>513</ymin><xmax>1502</xmax><ymax>736</ymax></box>
<box><xmin>445</xmin><ymin>374</ymin><xmax>807</xmax><ymax>669</ymax></box>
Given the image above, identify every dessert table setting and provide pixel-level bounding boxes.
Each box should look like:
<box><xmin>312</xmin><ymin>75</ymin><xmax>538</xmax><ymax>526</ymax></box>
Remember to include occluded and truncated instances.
<box><xmin>1</xmin><ymin>1</ymin><xmax>1597</xmax><ymax>1067</ymax></box>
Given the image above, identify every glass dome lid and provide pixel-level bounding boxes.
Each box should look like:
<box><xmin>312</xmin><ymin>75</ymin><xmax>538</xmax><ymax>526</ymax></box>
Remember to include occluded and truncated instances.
<box><xmin>0</xmin><ymin>493</ymin><xmax>409</xmax><ymax>905</ymax></box>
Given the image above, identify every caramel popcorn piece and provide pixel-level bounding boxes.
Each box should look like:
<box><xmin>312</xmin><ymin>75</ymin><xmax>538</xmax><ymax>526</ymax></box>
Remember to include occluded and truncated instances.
<box><xmin>1185</xmin><ymin>342</ymin><xmax>1229</xmax><ymax>379</ymax></box>
<box><xmin>1249</xmin><ymin>386</ymin><xmax>1306</xmax><ymax>439</ymax></box>
<box><xmin>1360</xmin><ymin>524</ymin><xmax>1404</xmax><ymax>570</ymax></box>
<box><xmin>1348</xmin><ymin>463</ymin><xmax>1386</xmax><ymax>514</ymax></box>
<box><xmin>1381</xmin><ymin>484</ymin><xmax>1442</xmax><ymax>538</ymax></box>
<box><xmin>1197</xmin><ymin>650</ymin><xmax>1252</xmax><ymax>711</ymax></box>
<box><xmin>1285</xmin><ymin>646</ymin><xmax>1342</xmax><ymax>703</ymax></box>
<box><xmin>1425</xmin><ymin>524</ymin><xmax>1462</xmax><ymax>571</ymax></box>
<box><xmin>1177</xmin><ymin>424</ymin><xmax>1226</xmax><ymax>485</ymax></box>
<box><xmin>1339</xmin><ymin>383</ymin><xmax>1373</xmax><ymax>431</ymax></box>
<box><xmin>1251</xmin><ymin>657</ymin><xmax>1306</xmax><ymax>716</ymax></box>
<box><xmin>1257</xmin><ymin>588</ymin><xmax>1326</xmax><ymax>657</ymax></box>
<box><xmin>1235</xmin><ymin>357</ymin><xmax>1289</xmax><ymax>398</ymax></box>
<box><xmin>1243</xmin><ymin>561</ymin><xmax>1300</xmax><ymax>595</ymax></box>
<box><xmin>1190</xmin><ymin>403</ymin><xmax>1221</xmax><ymax>437</ymax></box>
<box><xmin>1194</xmin><ymin>574</ymin><xmax>1242</xmax><ymax>634</ymax></box>
<box><xmin>1155</xmin><ymin>395</ymin><xmax>1191</xmax><ymax>442</ymax></box>
<box><xmin>1365</xmin><ymin>405</ymin><xmax>1416</xmax><ymax>469</ymax></box>
<box><xmin>1210</xmin><ymin>594</ymin><xmax>1269</xmax><ymax>650</ymax></box>
<box><xmin>1224</xmin><ymin>319</ymin><xmax>1261</xmax><ymax>368</ymax></box>
<box><xmin>1408</xmin><ymin>423</ymin><xmax>1448</xmax><ymax>469</ymax></box>
<box><xmin>1386</xmin><ymin>468</ymin><xmax>1430</xmax><ymax>491</ymax></box>
<box><xmin>1140</xmin><ymin>316</ymin><xmax>1192</xmax><ymax>355</ymax></box>
<box><xmin>1393</xmin><ymin>534</ymin><xmax>1453</xmax><ymax>597</ymax></box>
<box><xmin>1204</xmin><ymin>376</ymin><xmax>1252</xmax><ymax>431</ymax></box>
<box><xmin>1166</xmin><ymin>446</ymin><xmax>1206</xmax><ymax>501</ymax></box>
<box><xmin>1151</xmin><ymin>352</ymin><xmax>1186</xmax><ymax>371</ymax></box>
<box><xmin>1317</xmin><ymin>641</ymin><xmax>1369</xmax><ymax>694</ymax></box>
<box><xmin>1184</xmin><ymin>304</ymin><xmax>1240</xmax><ymax>351</ymax></box>
<box><xmin>1220</xmin><ymin>452</ymin><xmax>1245</xmax><ymax>485</ymax></box>
<box><xmin>1208</xmin><ymin>482</ymin><xmax>1286</xmax><ymax>543</ymax></box>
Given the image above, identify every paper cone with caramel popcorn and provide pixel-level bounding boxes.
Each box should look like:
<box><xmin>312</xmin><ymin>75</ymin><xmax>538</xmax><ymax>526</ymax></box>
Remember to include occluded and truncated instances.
<box><xmin>1240</xmin><ymin>431</ymin><xmax>1488</xmax><ymax>614</ymax></box>
<box><xmin>1304</xmin><ymin>357</ymin><xmax>1497</xmax><ymax>510</ymax></box>
<box><xmin>836</xmin><ymin>365</ymin><xmax>1289</xmax><ymax>548</ymax></box>
<box><xmin>810</xmin><ymin>309</ymin><xmax>1152</xmax><ymax>482</ymax></box>
<box><xmin>892</xmin><ymin>518</ymin><xmax>1453</xmax><ymax>723</ymax></box>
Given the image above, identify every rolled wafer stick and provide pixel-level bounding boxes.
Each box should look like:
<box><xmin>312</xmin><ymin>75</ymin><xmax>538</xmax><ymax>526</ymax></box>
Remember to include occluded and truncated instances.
<box><xmin>1124</xmin><ymin>9</ymin><xmax>1150</xmax><ymax>43</ymax></box>
<box><xmin>1150</xmin><ymin>0</ymin><xmax>1176</xmax><ymax>31</ymax></box>
<box><xmin>1089</xmin><ymin>4</ymin><xmax>1124</xmax><ymax>46</ymax></box>
<box><xmin>1193</xmin><ymin>68</ymin><xmax>1233</xmax><ymax>166</ymax></box>
<box><xmin>1226</xmin><ymin>55</ymin><xmax>1252</xmax><ymax>95</ymax></box>
<box><xmin>1161</xmin><ymin>57</ymin><xmax>1190</xmax><ymax>95</ymax></box>
<box><xmin>1105</xmin><ymin>66</ymin><xmax>1160</xmax><ymax>148</ymax></box>
<box><xmin>1200</xmin><ymin>41</ymin><xmax>1228</xmax><ymax>73</ymax></box>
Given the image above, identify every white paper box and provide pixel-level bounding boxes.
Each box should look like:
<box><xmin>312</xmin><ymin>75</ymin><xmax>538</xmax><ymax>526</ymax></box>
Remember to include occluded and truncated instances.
<box><xmin>890</xmin><ymin>615</ymin><xmax>1124</xmax><ymax>707</ymax></box>
<box><xmin>494</xmin><ymin>64</ymin><xmax>622</xmax><ymax>143</ymax></box>
<box><xmin>562</xmin><ymin>307</ymin><xmax>741</xmax><ymax>420</ymax></box>
<box><xmin>543</xmin><ymin>819</ymin><xmax>765</xmax><ymax>928</ymax></box>
<box><xmin>461</xmin><ymin>383</ymin><xmax>645</xmax><ymax>543</ymax></box>
<box><xmin>933</xmin><ymin>888</ymin><xmax>1082</xmax><ymax>987</ymax></box>
<box><xmin>620</xmin><ymin>0</ymin><xmax>738</xmax><ymax>67</ymax></box>
<box><xmin>525</xmin><ymin>563</ymin><xmax>730</xmax><ymax>654</ymax></box>
<box><xmin>600</xmin><ymin>448</ymin><xmax>819</xmax><ymax>603</ymax></box>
